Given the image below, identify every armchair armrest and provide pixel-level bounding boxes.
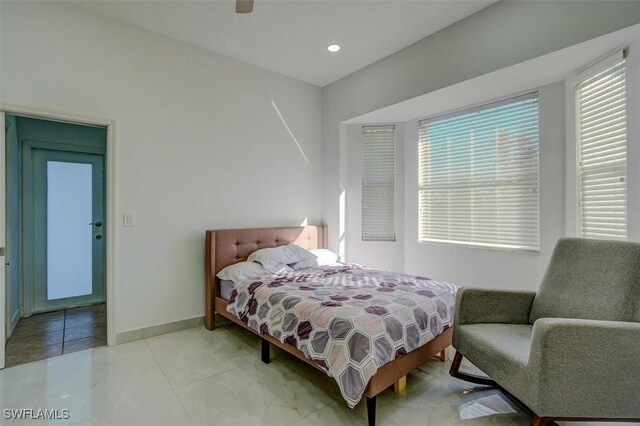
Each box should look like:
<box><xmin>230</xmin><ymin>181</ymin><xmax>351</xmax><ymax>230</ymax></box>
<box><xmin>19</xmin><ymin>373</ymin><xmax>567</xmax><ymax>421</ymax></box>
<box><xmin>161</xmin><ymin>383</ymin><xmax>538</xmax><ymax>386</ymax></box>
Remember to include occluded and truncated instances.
<box><xmin>528</xmin><ymin>318</ymin><xmax>640</xmax><ymax>417</ymax></box>
<box><xmin>454</xmin><ymin>287</ymin><xmax>536</xmax><ymax>326</ymax></box>
<box><xmin>530</xmin><ymin>317</ymin><xmax>640</xmax><ymax>367</ymax></box>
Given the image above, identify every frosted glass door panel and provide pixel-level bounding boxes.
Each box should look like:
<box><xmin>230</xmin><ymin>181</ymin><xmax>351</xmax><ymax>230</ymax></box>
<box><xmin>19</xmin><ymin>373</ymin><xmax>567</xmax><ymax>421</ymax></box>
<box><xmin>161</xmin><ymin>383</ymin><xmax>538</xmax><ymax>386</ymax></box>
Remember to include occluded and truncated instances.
<box><xmin>47</xmin><ymin>161</ymin><xmax>93</xmax><ymax>300</ymax></box>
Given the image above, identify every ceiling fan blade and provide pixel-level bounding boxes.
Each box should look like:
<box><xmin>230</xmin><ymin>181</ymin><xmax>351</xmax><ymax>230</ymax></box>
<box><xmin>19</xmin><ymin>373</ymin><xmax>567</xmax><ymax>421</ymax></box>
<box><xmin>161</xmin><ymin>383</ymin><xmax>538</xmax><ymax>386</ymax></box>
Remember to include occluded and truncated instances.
<box><xmin>236</xmin><ymin>0</ymin><xmax>254</xmax><ymax>14</ymax></box>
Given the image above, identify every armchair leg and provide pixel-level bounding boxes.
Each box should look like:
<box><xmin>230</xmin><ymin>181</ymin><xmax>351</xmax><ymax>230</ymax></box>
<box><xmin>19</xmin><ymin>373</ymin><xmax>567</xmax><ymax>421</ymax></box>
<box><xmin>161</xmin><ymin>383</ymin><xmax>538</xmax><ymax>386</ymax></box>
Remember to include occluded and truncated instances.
<box><xmin>449</xmin><ymin>352</ymin><xmax>497</xmax><ymax>386</ymax></box>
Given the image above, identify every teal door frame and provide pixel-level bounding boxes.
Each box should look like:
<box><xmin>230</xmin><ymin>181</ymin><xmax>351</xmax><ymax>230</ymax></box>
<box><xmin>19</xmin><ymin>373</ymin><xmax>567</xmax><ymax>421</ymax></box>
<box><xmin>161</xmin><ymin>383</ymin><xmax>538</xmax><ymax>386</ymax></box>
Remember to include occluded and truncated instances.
<box><xmin>31</xmin><ymin>148</ymin><xmax>105</xmax><ymax>312</ymax></box>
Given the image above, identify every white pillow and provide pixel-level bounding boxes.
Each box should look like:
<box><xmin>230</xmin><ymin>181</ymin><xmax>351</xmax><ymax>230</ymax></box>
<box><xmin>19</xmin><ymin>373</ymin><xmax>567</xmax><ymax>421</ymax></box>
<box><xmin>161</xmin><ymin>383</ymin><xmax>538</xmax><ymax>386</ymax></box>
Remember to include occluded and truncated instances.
<box><xmin>290</xmin><ymin>249</ymin><xmax>340</xmax><ymax>270</ymax></box>
<box><xmin>311</xmin><ymin>249</ymin><xmax>339</xmax><ymax>264</ymax></box>
<box><xmin>247</xmin><ymin>244</ymin><xmax>314</xmax><ymax>273</ymax></box>
<box><xmin>216</xmin><ymin>261</ymin><xmax>271</xmax><ymax>283</ymax></box>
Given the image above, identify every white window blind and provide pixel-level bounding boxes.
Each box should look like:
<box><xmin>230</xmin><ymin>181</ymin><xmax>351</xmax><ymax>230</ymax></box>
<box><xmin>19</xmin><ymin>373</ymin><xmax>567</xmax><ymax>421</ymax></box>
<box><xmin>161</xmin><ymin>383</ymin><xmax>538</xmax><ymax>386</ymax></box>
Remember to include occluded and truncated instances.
<box><xmin>418</xmin><ymin>94</ymin><xmax>540</xmax><ymax>251</ymax></box>
<box><xmin>362</xmin><ymin>125</ymin><xmax>396</xmax><ymax>241</ymax></box>
<box><xmin>576</xmin><ymin>50</ymin><xmax>627</xmax><ymax>241</ymax></box>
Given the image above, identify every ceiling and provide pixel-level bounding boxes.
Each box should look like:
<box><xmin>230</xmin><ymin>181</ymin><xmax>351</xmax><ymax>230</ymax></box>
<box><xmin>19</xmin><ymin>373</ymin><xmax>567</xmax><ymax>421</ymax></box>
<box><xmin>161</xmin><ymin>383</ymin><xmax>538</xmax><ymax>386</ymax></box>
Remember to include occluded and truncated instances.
<box><xmin>72</xmin><ymin>0</ymin><xmax>495</xmax><ymax>87</ymax></box>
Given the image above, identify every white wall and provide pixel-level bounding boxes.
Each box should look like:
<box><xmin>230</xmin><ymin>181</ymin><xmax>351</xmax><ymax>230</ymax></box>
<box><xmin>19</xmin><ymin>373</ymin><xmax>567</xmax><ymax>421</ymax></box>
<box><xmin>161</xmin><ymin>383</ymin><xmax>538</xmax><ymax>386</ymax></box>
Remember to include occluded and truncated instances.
<box><xmin>3</xmin><ymin>1</ymin><xmax>640</xmax><ymax>334</ymax></box>
<box><xmin>343</xmin><ymin>123</ymin><xmax>404</xmax><ymax>272</ymax></box>
<box><xmin>342</xmin><ymin>83</ymin><xmax>565</xmax><ymax>290</ymax></box>
<box><xmin>403</xmin><ymin>83</ymin><xmax>565</xmax><ymax>290</ymax></box>
<box><xmin>339</xmin><ymin>33</ymin><xmax>640</xmax><ymax>292</ymax></box>
<box><xmin>0</xmin><ymin>2</ymin><xmax>323</xmax><ymax>333</ymax></box>
<box><xmin>323</xmin><ymin>1</ymin><xmax>640</xmax><ymax>259</ymax></box>
<box><xmin>324</xmin><ymin>1</ymin><xmax>640</xmax><ymax>291</ymax></box>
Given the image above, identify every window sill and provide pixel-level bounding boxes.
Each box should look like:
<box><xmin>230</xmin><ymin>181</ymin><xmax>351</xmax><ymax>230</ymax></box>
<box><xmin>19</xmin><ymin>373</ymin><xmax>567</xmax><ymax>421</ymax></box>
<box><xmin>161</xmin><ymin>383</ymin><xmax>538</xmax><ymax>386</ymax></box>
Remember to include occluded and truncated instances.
<box><xmin>417</xmin><ymin>238</ymin><xmax>540</xmax><ymax>254</ymax></box>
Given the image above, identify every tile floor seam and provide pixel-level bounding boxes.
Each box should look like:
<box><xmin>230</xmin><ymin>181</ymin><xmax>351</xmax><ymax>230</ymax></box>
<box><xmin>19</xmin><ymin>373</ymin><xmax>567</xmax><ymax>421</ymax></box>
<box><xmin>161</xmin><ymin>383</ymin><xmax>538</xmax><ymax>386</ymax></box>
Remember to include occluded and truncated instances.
<box><xmin>141</xmin><ymin>339</ymin><xmax>197</xmax><ymax>425</ymax></box>
<box><xmin>169</xmin><ymin>359</ymin><xmax>259</xmax><ymax>392</ymax></box>
<box><xmin>263</xmin><ymin>355</ymin><xmax>342</xmax><ymax>422</ymax></box>
<box><xmin>92</xmin><ymin>380</ymin><xmax>169</xmax><ymax>423</ymax></box>
<box><xmin>270</xmin><ymin>357</ymin><xmax>338</xmax><ymax>420</ymax></box>
<box><xmin>143</xmin><ymin>338</ymin><xmax>181</xmax><ymax>391</ymax></box>
<box><xmin>171</xmin><ymin>389</ymin><xmax>198</xmax><ymax>426</ymax></box>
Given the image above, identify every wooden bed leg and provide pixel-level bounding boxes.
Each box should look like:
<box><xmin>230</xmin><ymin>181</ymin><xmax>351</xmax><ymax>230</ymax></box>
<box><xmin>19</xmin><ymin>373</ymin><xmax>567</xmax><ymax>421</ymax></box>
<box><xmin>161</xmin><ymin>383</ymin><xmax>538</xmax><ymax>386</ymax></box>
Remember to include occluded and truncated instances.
<box><xmin>261</xmin><ymin>338</ymin><xmax>271</xmax><ymax>364</ymax></box>
<box><xmin>205</xmin><ymin>231</ymin><xmax>216</xmax><ymax>331</ymax></box>
<box><xmin>393</xmin><ymin>375</ymin><xmax>406</xmax><ymax>394</ymax></box>
<box><xmin>366</xmin><ymin>396</ymin><xmax>376</xmax><ymax>426</ymax></box>
<box><xmin>205</xmin><ymin>313</ymin><xmax>215</xmax><ymax>331</ymax></box>
<box><xmin>439</xmin><ymin>346</ymin><xmax>451</xmax><ymax>362</ymax></box>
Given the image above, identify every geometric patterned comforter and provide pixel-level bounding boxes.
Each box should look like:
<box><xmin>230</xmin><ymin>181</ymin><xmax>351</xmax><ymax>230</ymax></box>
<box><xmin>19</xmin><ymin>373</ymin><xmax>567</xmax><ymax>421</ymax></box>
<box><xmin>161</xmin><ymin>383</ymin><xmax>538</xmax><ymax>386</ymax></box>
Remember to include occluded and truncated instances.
<box><xmin>227</xmin><ymin>264</ymin><xmax>457</xmax><ymax>408</ymax></box>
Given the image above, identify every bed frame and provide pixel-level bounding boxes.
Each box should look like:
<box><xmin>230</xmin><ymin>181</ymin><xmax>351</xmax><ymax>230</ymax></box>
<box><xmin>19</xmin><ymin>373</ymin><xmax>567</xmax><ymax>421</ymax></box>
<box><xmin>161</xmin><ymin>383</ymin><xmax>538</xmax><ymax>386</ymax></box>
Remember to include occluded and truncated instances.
<box><xmin>205</xmin><ymin>225</ymin><xmax>452</xmax><ymax>426</ymax></box>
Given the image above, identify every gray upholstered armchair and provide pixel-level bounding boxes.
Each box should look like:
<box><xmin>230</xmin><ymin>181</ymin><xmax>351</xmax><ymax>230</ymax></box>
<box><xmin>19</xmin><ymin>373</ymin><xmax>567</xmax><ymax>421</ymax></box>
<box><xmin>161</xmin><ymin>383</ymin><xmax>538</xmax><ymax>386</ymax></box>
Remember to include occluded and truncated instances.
<box><xmin>450</xmin><ymin>238</ymin><xmax>640</xmax><ymax>426</ymax></box>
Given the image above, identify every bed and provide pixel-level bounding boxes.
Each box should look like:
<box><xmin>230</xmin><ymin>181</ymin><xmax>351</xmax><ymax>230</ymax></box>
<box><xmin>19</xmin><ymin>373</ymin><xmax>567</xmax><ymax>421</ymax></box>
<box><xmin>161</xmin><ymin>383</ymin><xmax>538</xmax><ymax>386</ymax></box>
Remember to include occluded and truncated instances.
<box><xmin>205</xmin><ymin>225</ymin><xmax>455</xmax><ymax>426</ymax></box>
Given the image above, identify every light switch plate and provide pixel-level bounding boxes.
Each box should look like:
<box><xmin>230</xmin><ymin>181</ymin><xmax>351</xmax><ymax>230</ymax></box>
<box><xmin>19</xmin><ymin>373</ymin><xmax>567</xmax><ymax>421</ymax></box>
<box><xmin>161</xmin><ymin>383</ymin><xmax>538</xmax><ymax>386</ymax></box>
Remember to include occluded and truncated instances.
<box><xmin>123</xmin><ymin>213</ymin><xmax>135</xmax><ymax>227</ymax></box>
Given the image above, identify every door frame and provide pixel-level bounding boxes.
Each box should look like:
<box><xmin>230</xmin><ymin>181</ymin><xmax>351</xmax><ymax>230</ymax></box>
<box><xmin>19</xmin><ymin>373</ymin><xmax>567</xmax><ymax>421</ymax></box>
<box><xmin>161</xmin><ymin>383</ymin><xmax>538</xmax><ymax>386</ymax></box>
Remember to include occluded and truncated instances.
<box><xmin>1</xmin><ymin>105</ymin><xmax>118</xmax><ymax>369</ymax></box>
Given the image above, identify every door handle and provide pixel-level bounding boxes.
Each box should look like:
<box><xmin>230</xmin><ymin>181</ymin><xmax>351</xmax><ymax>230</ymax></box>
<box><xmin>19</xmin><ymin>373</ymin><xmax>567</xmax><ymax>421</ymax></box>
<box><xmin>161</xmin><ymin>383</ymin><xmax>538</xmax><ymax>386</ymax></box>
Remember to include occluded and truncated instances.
<box><xmin>90</xmin><ymin>221</ymin><xmax>103</xmax><ymax>227</ymax></box>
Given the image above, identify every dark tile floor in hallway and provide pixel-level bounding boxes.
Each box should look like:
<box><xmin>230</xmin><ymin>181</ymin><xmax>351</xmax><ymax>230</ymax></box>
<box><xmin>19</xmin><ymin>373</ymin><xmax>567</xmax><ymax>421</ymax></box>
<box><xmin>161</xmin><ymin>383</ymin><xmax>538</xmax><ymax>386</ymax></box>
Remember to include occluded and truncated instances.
<box><xmin>4</xmin><ymin>303</ymin><xmax>106</xmax><ymax>367</ymax></box>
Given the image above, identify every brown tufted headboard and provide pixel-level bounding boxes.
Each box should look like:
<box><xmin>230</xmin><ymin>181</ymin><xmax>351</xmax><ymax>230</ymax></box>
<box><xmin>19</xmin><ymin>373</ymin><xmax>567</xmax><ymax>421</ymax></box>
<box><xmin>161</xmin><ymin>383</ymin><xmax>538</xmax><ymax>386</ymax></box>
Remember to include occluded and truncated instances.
<box><xmin>205</xmin><ymin>225</ymin><xmax>327</xmax><ymax>330</ymax></box>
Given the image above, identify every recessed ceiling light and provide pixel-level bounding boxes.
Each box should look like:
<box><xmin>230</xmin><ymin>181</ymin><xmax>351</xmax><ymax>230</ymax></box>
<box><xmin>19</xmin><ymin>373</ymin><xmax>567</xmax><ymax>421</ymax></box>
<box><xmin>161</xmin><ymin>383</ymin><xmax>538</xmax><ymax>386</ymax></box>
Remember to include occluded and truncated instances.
<box><xmin>327</xmin><ymin>43</ymin><xmax>341</xmax><ymax>53</ymax></box>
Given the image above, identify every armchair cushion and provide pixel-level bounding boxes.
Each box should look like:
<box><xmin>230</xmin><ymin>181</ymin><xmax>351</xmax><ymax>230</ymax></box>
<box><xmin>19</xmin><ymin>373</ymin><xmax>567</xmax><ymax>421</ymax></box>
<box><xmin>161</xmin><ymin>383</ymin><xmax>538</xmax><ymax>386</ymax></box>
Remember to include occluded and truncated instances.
<box><xmin>529</xmin><ymin>238</ymin><xmax>640</xmax><ymax>323</ymax></box>
<box><xmin>454</xmin><ymin>324</ymin><xmax>533</xmax><ymax>404</ymax></box>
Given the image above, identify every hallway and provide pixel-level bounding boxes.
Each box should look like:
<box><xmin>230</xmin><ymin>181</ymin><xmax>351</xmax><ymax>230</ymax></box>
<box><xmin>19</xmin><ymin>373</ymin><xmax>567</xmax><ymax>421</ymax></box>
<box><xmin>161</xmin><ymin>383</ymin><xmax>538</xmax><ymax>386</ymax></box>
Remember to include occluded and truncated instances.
<box><xmin>4</xmin><ymin>304</ymin><xmax>106</xmax><ymax>367</ymax></box>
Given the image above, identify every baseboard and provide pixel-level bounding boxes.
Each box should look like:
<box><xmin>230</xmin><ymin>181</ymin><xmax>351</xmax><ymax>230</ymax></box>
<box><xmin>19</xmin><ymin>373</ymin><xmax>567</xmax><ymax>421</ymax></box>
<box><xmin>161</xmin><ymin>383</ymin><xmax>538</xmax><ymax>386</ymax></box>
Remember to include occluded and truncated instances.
<box><xmin>116</xmin><ymin>316</ymin><xmax>204</xmax><ymax>344</ymax></box>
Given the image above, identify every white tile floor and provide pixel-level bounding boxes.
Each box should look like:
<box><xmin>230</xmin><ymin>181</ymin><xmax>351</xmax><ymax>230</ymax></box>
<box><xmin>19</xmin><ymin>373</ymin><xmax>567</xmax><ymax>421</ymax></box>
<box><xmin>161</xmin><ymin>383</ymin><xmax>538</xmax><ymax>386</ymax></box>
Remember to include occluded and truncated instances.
<box><xmin>0</xmin><ymin>321</ymin><xmax>636</xmax><ymax>426</ymax></box>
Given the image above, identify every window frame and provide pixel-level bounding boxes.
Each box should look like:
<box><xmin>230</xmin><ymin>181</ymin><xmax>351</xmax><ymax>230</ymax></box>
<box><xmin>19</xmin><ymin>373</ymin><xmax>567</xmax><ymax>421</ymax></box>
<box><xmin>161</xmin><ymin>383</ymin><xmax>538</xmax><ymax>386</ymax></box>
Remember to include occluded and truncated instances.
<box><xmin>574</xmin><ymin>49</ymin><xmax>628</xmax><ymax>241</ymax></box>
<box><xmin>361</xmin><ymin>124</ymin><xmax>397</xmax><ymax>242</ymax></box>
<box><xmin>417</xmin><ymin>92</ymin><xmax>541</xmax><ymax>253</ymax></box>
